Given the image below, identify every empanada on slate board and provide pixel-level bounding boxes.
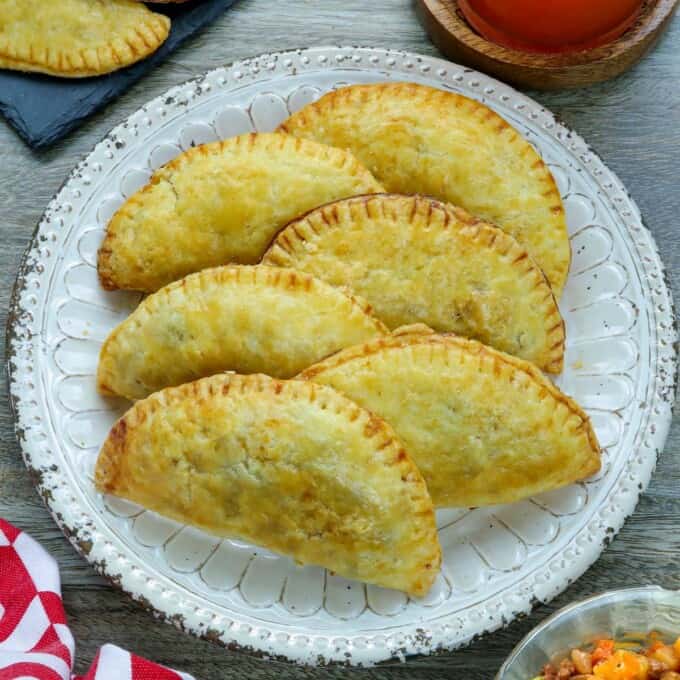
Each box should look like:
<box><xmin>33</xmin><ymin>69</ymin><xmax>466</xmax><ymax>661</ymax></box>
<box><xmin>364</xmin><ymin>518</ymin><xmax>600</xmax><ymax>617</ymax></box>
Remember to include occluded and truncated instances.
<box><xmin>95</xmin><ymin>373</ymin><xmax>441</xmax><ymax>597</ymax></box>
<box><xmin>263</xmin><ymin>194</ymin><xmax>564</xmax><ymax>373</ymax></box>
<box><xmin>301</xmin><ymin>332</ymin><xmax>600</xmax><ymax>508</ymax></box>
<box><xmin>0</xmin><ymin>0</ymin><xmax>170</xmax><ymax>77</ymax></box>
<box><xmin>98</xmin><ymin>133</ymin><xmax>383</xmax><ymax>292</ymax></box>
<box><xmin>97</xmin><ymin>265</ymin><xmax>388</xmax><ymax>400</ymax></box>
<box><xmin>279</xmin><ymin>83</ymin><xmax>570</xmax><ymax>297</ymax></box>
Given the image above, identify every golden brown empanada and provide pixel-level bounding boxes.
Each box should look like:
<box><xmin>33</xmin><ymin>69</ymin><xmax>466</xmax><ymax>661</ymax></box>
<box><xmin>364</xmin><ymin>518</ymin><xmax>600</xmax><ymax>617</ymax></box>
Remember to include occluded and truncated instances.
<box><xmin>279</xmin><ymin>83</ymin><xmax>570</xmax><ymax>296</ymax></box>
<box><xmin>300</xmin><ymin>332</ymin><xmax>600</xmax><ymax>508</ymax></box>
<box><xmin>98</xmin><ymin>265</ymin><xmax>388</xmax><ymax>400</ymax></box>
<box><xmin>263</xmin><ymin>194</ymin><xmax>564</xmax><ymax>373</ymax></box>
<box><xmin>98</xmin><ymin>133</ymin><xmax>383</xmax><ymax>292</ymax></box>
<box><xmin>0</xmin><ymin>0</ymin><xmax>170</xmax><ymax>77</ymax></box>
<box><xmin>95</xmin><ymin>373</ymin><xmax>441</xmax><ymax>597</ymax></box>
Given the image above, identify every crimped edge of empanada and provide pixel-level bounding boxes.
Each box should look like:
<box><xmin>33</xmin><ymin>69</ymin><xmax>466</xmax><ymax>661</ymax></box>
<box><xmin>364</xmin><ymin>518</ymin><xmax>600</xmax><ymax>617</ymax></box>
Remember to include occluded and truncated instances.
<box><xmin>97</xmin><ymin>132</ymin><xmax>383</xmax><ymax>291</ymax></box>
<box><xmin>278</xmin><ymin>82</ymin><xmax>570</xmax><ymax>296</ymax></box>
<box><xmin>0</xmin><ymin>10</ymin><xmax>170</xmax><ymax>78</ymax></box>
<box><xmin>264</xmin><ymin>193</ymin><xmax>566</xmax><ymax>373</ymax></box>
<box><xmin>299</xmin><ymin>331</ymin><xmax>600</xmax><ymax>469</ymax></box>
<box><xmin>96</xmin><ymin>264</ymin><xmax>389</xmax><ymax>397</ymax></box>
<box><xmin>95</xmin><ymin>372</ymin><xmax>442</xmax><ymax>597</ymax></box>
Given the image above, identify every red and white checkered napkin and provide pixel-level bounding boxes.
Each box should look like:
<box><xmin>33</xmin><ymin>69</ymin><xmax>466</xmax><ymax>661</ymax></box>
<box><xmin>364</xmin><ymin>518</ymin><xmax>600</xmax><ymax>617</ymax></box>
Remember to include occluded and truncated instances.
<box><xmin>0</xmin><ymin>519</ymin><xmax>195</xmax><ymax>680</ymax></box>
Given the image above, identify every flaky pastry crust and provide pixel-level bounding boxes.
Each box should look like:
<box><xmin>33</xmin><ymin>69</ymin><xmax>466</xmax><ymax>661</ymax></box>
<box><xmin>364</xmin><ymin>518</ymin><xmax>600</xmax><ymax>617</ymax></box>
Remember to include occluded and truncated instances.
<box><xmin>0</xmin><ymin>0</ymin><xmax>170</xmax><ymax>77</ymax></box>
<box><xmin>95</xmin><ymin>373</ymin><xmax>441</xmax><ymax>597</ymax></box>
<box><xmin>97</xmin><ymin>265</ymin><xmax>387</xmax><ymax>400</ymax></box>
<box><xmin>279</xmin><ymin>83</ymin><xmax>570</xmax><ymax>297</ymax></box>
<box><xmin>263</xmin><ymin>194</ymin><xmax>564</xmax><ymax>372</ymax></box>
<box><xmin>97</xmin><ymin>133</ymin><xmax>383</xmax><ymax>292</ymax></box>
<box><xmin>300</xmin><ymin>332</ymin><xmax>600</xmax><ymax>508</ymax></box>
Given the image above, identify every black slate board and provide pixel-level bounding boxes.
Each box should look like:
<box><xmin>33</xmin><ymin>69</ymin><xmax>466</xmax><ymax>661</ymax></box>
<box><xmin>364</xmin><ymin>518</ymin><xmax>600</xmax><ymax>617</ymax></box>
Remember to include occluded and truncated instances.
<box><xmin>0</xmin><ymin>0</ymin><xmax>237</xmax><ymax>149</ymax></box>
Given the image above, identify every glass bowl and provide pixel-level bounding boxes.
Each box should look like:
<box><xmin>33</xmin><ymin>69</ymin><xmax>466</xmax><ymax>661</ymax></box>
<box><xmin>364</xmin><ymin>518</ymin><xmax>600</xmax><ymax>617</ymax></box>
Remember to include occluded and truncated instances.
<box><xmin>497</xmin><ymin>587</ymin><xmax>680</xmax><ymax>679</ymax></box>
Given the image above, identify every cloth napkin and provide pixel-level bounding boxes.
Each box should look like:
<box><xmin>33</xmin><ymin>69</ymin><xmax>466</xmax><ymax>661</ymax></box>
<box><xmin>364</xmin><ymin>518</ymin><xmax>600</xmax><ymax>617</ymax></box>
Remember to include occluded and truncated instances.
<box><xmin>0</xmin><ymin>519</ymin><xmax>195</xmax><ymax>680</ymax></box>
<box><xmin>0</xmin><ymin>0</ymin><xmax>237</xmax><ymax>149</ymax></box>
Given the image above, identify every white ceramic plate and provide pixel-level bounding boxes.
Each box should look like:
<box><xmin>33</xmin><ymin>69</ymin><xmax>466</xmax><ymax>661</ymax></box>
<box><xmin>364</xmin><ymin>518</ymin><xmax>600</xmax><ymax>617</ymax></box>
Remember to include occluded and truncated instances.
<box><xmin>7</xmin><ymin>47</ymin><xmax>677</xmax><ymax>666</ymax></box>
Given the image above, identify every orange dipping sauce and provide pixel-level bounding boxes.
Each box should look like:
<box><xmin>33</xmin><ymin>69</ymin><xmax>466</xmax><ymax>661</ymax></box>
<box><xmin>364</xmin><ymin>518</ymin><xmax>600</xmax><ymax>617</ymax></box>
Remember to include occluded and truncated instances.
<box><xmin>458</xmin><ymin>0</ymin><xmax>643</xmax><ymax>54</ymax></box>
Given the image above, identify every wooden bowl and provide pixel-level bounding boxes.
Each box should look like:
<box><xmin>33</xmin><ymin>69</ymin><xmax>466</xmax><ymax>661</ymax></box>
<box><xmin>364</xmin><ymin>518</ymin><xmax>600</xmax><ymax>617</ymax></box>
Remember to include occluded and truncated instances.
<box><xmin>415</xmin><ymin>0</ymin><xmax>678</xmax><ymax>90</ymax></box>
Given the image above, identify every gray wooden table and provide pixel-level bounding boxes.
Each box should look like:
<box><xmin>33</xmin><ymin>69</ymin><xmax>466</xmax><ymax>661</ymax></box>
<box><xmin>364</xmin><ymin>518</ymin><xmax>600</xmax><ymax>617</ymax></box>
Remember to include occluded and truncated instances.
<box><xmin>1</xmin><ymin>2</ymin><xmax>678</xmax><ymax>678</ymax></box>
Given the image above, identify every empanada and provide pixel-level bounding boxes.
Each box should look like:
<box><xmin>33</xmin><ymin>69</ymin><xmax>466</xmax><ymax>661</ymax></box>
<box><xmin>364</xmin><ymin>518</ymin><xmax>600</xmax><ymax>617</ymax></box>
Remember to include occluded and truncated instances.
<box><xmin>0</xmin><ymin>0</ymin><xmax>170</xmax><ymax>78</ymax></box>
<box><xmin>279</xmin><ymin>83</ymin><xmax>570</xmax><ymax>296</ymax></box>
<box><xmin>263</xmin><ymin>194</ymin><xmax>564</xmax><ymax>373</ymax></box>
<box><xmin>300</xmin><ymin>332</ymin><xmax>600</xmax><ymax>508</ymax></box>
<box><xmin>98</xmin><ymin>133</ymin><xmax>383</xmax><ymax>292</ymax></box>
<box><xmin>98</xmin><ymin>265</ymin><xmax>388</xmax><ymax>400</ymax></box>
<box><xmin>95</xmin><ymin>373</ymin><xmax>441</xmax><ymax>597</ymax></box>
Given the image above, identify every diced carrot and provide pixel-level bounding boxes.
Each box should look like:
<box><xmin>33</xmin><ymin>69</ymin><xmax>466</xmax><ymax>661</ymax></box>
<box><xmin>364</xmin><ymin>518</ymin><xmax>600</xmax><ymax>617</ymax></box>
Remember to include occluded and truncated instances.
<box><xmin>648</xmin><ymin>642</ymin><xmax>665</xmax><ymax>654</ymax></box>
<box><xmin>674</xmin><ymin>639</ymin><xmax>680</xmax><ymax>660</ymax></box>
<box><xmin>593</xmin><ymin>650</ymin><xmax>648</xmax><ymax>680</ymax></box>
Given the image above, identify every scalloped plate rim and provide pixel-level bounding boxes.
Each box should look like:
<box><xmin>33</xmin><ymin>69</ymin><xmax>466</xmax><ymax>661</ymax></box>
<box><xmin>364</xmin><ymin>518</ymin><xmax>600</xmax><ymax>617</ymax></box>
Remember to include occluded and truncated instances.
<box><xmin>5</xmin><ymin>45</ymin><xmax>677</xmax><ymax>666</ymax></box>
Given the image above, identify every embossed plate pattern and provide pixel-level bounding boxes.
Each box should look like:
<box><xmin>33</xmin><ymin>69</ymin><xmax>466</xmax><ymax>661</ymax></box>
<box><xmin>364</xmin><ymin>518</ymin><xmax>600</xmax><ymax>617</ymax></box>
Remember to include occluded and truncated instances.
<box><xmin>7</xmin><ymin>47</ymin><xmax>677</xmax><ymax>666</ymax></box>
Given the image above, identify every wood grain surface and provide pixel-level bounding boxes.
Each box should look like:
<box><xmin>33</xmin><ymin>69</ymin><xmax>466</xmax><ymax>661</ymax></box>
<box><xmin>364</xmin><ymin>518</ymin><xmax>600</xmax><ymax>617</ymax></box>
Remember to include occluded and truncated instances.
<box><xmin>0</xmin><ymin>1</ymin><xmax>678</xmax><ymax>678</ymax></box>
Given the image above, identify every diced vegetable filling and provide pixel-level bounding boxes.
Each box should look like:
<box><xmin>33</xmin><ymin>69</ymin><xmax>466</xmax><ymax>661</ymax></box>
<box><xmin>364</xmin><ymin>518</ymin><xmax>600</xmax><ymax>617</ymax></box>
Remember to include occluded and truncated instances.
<box><xmin>534</xmin><ymin>637</ymin><xmax>680</xmax><ymax>680</ymax></box>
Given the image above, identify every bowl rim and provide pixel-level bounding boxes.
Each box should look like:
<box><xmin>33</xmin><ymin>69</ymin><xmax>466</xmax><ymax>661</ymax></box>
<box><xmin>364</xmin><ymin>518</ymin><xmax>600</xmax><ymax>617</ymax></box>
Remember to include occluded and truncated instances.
<box><xmin>495</xmin><ymin>585</ymin><xmax>680</xmax><ymax>679</ymax></box>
